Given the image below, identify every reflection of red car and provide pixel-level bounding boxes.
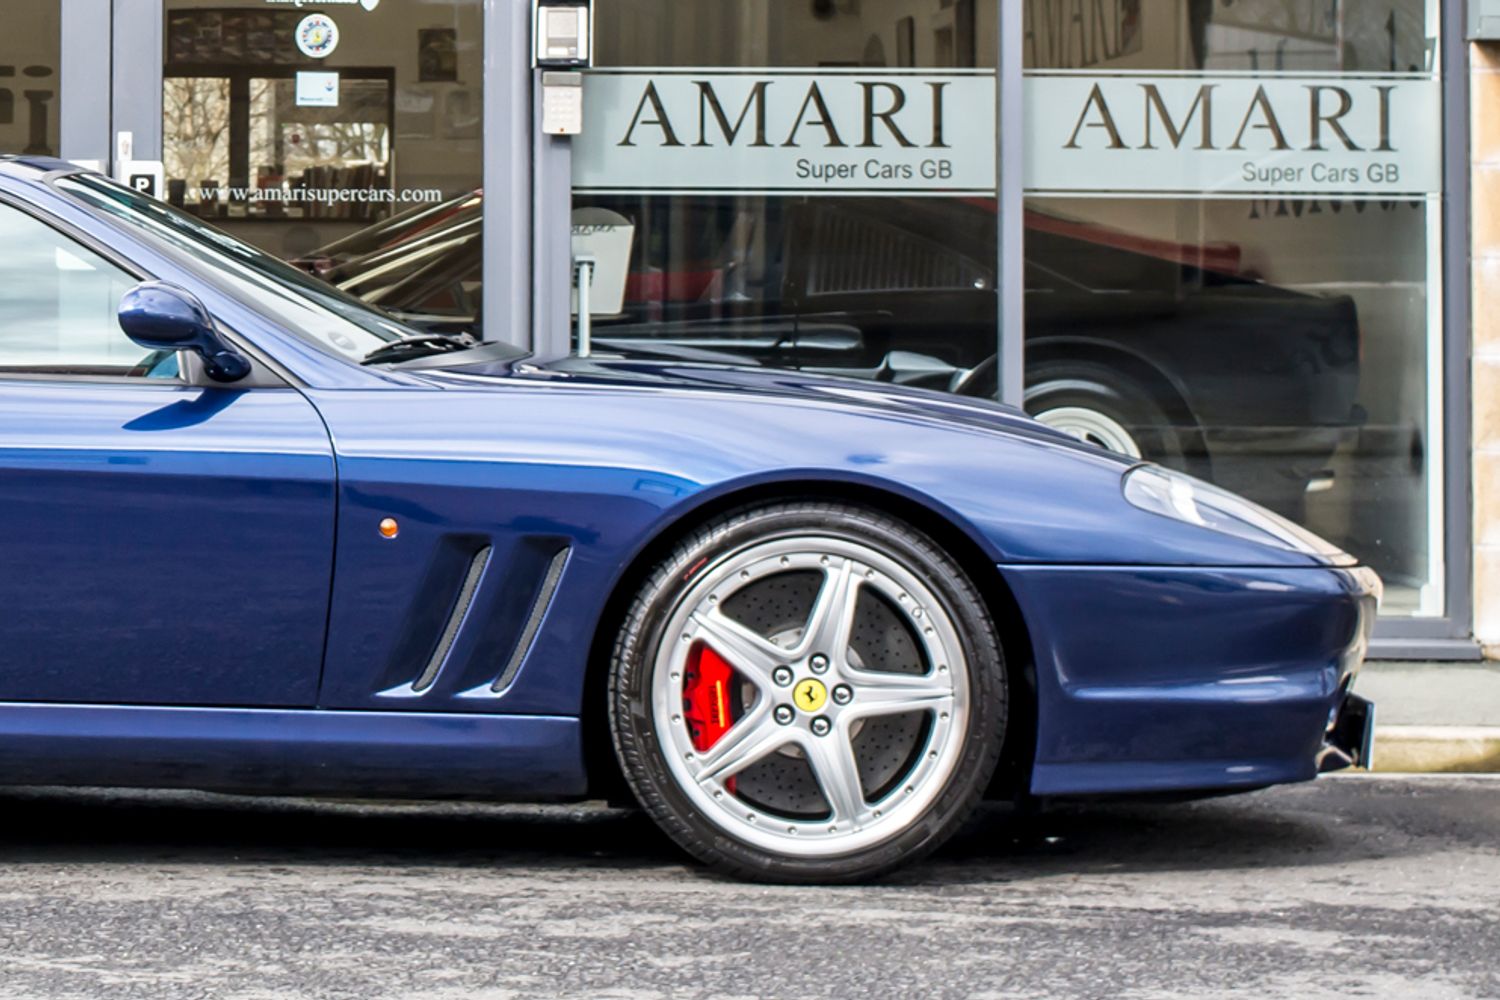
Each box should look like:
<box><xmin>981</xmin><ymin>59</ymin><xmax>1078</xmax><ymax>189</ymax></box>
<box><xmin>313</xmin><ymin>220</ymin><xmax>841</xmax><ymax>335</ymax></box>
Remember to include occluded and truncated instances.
<box><xmin>299</xmin><ymin>191</ymin><xmax>1363</xmax><ymax>520</ymax></box>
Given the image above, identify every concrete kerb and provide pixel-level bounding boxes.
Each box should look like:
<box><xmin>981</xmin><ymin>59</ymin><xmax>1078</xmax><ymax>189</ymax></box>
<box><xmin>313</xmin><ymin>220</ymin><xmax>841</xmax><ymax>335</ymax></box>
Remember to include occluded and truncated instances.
<box><xmin>1370</xmin><ymin>726</ymin><xmax>1500</xmax><ymax>773</ymax></box>
<box><xmin>1355</xmin><ymin>661</ymin><xmax>1500</xmax><ymax>773</ymax></box>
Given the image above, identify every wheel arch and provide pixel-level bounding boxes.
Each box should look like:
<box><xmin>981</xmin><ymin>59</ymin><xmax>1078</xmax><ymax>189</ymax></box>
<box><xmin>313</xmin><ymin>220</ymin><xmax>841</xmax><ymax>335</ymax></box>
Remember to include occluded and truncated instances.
<box><xmin>581</xmin><ymin>477</ymin><xmax>1040</xmax><ymax>804</ymax></box>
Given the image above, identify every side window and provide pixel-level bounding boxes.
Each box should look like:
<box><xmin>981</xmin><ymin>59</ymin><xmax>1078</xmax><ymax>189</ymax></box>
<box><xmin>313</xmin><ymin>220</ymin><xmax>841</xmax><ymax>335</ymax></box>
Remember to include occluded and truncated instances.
<box><xmin>0</xmin><ymin>204</ymin><xmax>152</xmax><ymax>378</ymax></box>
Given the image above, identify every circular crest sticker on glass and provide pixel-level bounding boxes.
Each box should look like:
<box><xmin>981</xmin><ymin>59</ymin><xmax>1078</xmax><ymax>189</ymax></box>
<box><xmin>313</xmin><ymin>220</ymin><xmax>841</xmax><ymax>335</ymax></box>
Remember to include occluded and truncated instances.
<box><xmin>296</xmin><ymin>14</ymin><xmax>340</xmax><ymax>59</ymax></box>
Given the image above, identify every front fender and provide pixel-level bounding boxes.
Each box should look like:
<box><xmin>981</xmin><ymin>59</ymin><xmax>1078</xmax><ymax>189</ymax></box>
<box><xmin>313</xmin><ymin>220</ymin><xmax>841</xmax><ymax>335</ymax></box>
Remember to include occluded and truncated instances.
<box><xmin>307</xmin><ymin>380</ymin><xmax>1335</xmax><ymax>719</ymax></box>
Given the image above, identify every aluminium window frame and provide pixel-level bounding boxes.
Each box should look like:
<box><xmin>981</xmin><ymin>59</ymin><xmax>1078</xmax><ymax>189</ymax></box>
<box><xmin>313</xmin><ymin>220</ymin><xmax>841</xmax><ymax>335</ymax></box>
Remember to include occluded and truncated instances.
<box><xmin>60</xmin><ymin>0</ymin><xmax>111</xmax><ymax>163</ymax></box>
<box><xmin>1366</xmin><ymin>0</ymin><xmax>1477</xmax><ymax>657</ymax></box>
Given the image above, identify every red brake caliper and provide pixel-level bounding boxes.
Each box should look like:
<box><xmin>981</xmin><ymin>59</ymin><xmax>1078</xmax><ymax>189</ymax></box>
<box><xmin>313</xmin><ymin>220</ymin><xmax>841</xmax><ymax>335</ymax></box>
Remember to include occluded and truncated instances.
<box><xmin>682</xmin><ymin>644</ymin><xmax>740</xmax><ymax>791</ymax></box>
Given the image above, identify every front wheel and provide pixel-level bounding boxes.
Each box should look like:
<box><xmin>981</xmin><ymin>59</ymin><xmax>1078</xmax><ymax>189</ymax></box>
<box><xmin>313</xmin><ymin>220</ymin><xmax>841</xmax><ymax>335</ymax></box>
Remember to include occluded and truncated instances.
<box><xmin>609</xmin><ymin>502</ymin><xmax>1008</xmax><ymax>883</ymax></box>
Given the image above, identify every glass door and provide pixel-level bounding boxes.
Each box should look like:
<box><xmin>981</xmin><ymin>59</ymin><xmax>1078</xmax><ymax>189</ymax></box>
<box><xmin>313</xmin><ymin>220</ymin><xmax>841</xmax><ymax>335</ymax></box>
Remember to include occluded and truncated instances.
<box><xmin>141</xmin><ymin>0</ymin><xmax>485</xmax><ymax>333</ymax></box>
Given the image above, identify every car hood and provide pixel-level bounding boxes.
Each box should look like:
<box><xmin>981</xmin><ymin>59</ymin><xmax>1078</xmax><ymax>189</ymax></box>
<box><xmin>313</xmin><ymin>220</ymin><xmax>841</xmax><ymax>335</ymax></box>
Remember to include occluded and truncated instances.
<box><xmin>407</xmin><ymin>353</ymin><xmax>1123</xmax><ymax>465</ymax></box>
<box><xmin>332</xmin><ymin>352</ymin><xmax>1341</xmax><ymax>570</ymax></box>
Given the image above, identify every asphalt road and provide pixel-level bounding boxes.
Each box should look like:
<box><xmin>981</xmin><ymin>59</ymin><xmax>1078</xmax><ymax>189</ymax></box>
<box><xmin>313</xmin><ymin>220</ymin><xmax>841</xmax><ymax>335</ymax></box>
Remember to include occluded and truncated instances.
<box><xmin>0</xmin><ymin>776</ymin><xmax>1495</xmax><ymax>1000</ymax></box>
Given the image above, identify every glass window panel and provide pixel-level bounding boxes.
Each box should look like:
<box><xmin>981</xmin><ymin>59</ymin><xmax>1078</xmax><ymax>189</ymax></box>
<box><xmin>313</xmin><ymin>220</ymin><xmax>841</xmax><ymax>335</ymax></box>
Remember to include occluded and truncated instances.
<box><xmin>161</xmin><ymin>1</ymin><xmax>482</xmax><ymax>329</ymax></box>
<box><xmin>164</xmin><ymin>77</ymin><xmax>232</xmax><ymax>199</ymax></box>
<box><xmin>0</xmin><ymin>204</ymin><xmax>151</xmax><ymax>377</ymax></box>
<box><xmin>1023</xmin><ymin>0</ymin><xmax>1444</xmax><ymax>616</ymax></box>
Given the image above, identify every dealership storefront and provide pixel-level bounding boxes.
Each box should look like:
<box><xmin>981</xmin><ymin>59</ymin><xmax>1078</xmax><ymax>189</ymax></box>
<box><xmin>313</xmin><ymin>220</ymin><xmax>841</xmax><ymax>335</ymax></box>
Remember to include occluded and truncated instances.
<box><xmin>2</xmin><ymin>0</ymin><xmax>1477</xmax><ymax>656</ymax></box>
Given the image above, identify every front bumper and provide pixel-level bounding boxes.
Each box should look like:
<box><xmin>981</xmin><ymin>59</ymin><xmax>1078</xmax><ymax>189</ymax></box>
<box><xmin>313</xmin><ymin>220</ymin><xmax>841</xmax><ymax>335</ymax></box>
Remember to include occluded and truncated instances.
<box><xmin>1004</xmin><ymin>562</ymin><xmax>1383</xmax><ymax>798</ymax></box>
<box><xmin>1319</xmin><ymin>564</ymin><xmax>1380</xmax><ymax>772</ymax></box>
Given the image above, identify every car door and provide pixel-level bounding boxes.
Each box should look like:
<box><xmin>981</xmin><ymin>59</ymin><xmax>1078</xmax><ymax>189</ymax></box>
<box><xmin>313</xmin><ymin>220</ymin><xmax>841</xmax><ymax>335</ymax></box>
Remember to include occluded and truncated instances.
<box><xmin>0</xmin><ymin>198</ymin><xmax>336</xmax><ymax>707</ymax></box>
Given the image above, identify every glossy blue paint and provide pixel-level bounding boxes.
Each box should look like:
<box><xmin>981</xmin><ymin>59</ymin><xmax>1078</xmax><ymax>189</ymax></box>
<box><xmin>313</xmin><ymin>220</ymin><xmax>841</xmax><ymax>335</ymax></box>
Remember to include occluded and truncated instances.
<box><xmin>0</xmin><ymin>157</ymin><xmax>1378</xmax><ymax>804</ymax></box>
<box><xmin>1007</xmin><ymin>564</ymin><xmax>1378</xmax><ymax>796</ymax></box>
<box><xmin>0</xmin><ymin>380</ymin><xmax>334</xmax><ymax>705</ymax></box>
<box><xmin>0</xmin><ymin>703</ymin><xmax>585</xmax><ymax>797</ymax></box>
<box><xmin>307</xmin><ymin>367</ymin><xmax>1340</xmax><ymax>721</ymax></box>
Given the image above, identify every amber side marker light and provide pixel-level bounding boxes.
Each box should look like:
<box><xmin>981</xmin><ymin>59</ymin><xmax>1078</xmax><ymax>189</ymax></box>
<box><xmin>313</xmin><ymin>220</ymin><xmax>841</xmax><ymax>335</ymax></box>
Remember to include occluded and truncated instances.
<box><xmin>379</xmin><ymin>518</ymin><xmax>400</xmax><ymax>539</ymax></box>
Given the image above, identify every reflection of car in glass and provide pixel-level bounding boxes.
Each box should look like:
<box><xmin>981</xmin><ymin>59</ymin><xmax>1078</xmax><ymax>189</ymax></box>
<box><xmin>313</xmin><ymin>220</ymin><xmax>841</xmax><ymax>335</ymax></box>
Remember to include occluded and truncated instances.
<box><xmin>2</xmin><ymin>158</ymin><xmax>1378</xmax><ymax>884</ymax></box>
<box><xmin>300</xmin><ymin>192</ymin><xmax>1363</xmax><ymax>518</ymax></box>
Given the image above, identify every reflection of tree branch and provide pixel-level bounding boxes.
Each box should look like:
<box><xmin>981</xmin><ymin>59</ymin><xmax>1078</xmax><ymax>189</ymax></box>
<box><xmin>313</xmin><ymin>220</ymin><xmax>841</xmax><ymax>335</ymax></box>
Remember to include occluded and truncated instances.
<box><xmin>163</xmin><ymin>78</ymin><xmax>230</xmax><ymax>184</ymax></box>
<box><xmin>164</xmin><ymin>77</ymin><xmax>393</xmax><ymax>189</ymax></box>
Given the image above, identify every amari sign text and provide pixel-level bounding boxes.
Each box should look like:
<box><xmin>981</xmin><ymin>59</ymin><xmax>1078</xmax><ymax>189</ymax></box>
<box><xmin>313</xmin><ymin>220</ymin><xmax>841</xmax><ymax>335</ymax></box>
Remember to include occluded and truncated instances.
<box><xmin>1025</xmin><ymin>72</ymin><xmax>1441</xmax><ymax>197</ymax></box>
<box><xmin>573</xmin><ymin>70</ymin><xmax>997</xmax><ymax>196</ymax></box>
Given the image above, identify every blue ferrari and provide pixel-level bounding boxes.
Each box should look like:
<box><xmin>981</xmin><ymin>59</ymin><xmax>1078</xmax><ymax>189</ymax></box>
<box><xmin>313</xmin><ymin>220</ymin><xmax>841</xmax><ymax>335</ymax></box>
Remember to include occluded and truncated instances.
<box><xmin>0</xmin><ymin>158</ymin><xmax>1377</xmax><ymax>883</ymax></box>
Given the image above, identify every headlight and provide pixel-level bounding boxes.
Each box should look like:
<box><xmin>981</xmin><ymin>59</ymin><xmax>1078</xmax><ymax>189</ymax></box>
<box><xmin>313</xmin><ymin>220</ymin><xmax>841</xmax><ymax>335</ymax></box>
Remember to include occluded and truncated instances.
<box><xmin>1123</xmin><ymin>464</ymin><xmax>1351</xmax><ymax>561</ymax></box>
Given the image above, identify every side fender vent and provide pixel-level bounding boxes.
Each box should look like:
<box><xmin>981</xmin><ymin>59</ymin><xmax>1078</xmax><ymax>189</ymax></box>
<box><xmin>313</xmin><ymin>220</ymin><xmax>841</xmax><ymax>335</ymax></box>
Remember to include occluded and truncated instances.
<box><xmin>490</xmin><ymin>545</ymin><xmax>570</xmax><ymax>694</ymax></box>
<box><xmin>411</xmin><ymin>545</ymin><xmax>493</xmax><ymax>694</ymax></box>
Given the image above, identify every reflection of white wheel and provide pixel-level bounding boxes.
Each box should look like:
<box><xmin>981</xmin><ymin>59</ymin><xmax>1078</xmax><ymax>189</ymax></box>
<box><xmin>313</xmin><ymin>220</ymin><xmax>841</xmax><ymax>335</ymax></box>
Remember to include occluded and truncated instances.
<box><xmin>610</xmin><ymin>502</ymin><xmax>1008</xmax><ymax>883</ymax></box>
<box><xmin>1031</xmin><ymin>405</ymin><xmax>1143</xmax><ymax>458</ymax></box>
<box><xmin>1024</xmin><ymin>363</ymin><xmax>1185</xmax><ymax>467</ymax></box>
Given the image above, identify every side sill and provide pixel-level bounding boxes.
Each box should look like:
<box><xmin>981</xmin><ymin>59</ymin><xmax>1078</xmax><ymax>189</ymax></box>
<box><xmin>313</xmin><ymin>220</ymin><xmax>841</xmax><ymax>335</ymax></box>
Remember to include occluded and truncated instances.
<box><xmin>0</xmin><ymin>703</ymin><xmax>586</xmax><ymax>800</ymax></box>
<box><xmin>1030</xmin><ymin>758</ymin><xmax>1318</xmax><ymax>798</ymax></box>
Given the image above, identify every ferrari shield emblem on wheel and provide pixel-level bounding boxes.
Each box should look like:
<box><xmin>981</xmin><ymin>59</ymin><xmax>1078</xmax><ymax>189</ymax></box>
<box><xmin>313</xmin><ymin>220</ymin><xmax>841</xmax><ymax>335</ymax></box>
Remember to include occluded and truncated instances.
<box><xmin>793</xmin><ymin>678</ymin><xmax>828</xmax><ymax>713</ymax></box>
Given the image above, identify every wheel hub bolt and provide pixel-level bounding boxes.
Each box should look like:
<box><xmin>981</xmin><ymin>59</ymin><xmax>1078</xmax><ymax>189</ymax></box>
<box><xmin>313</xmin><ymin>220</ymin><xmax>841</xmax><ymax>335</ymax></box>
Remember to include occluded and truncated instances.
<box><xmin>810</xmin><ymin>716</ymin><xmax>832</xmax><ymax>737</ymax></box>
<box><xmin>809</xmin><ymin>654</ymin><xmax>830</xmax><ymax>674</ymax></box>
<box><xmin>832</xmin><ymin>685</ymin><xmax>853</xmax><ymax>705</ymax></box>
<box><xmin>774</xmin><ymin>705</ymin><xmax>795</xmax><ymax>726</ymax></box>
<box><xmin>772</xmin><ymin>666</ymin><xmax>794</xmax><ymax>687</ymax></box>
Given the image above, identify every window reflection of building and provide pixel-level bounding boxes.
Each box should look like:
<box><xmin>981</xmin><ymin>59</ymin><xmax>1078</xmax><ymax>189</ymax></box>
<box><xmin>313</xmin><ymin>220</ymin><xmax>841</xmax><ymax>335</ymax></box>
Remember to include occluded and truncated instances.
<box><xmin>160</xmin><ymin>1</ymin><xmax>481</xmax><ymax>262</ymax></box>
<box><xmin>163</xmin><ymin>78</ymin><xmax>232</xmax><ymax>199</ymax></box>
<box><xmin>0</xmin><ymin>66</ymin><xmax>58</xmax><ymax>156</ymax></box>
<box><xmin>595</xmin><ymin>0</ymin><xmax>996</xmax><ymax>71</ymax></box>
<box><xmin>1024</xmin><ymin>0</ymin><xmax>1143</xmax><ymax>68</ymax></box>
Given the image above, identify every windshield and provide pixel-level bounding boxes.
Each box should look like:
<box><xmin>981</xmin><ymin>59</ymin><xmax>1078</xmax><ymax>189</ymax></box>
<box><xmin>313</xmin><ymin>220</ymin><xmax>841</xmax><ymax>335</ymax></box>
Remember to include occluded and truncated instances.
<box><xmin>56</xmin><ymin>174</ymin><xmax>415</xmax><ymax>362</ymax></box>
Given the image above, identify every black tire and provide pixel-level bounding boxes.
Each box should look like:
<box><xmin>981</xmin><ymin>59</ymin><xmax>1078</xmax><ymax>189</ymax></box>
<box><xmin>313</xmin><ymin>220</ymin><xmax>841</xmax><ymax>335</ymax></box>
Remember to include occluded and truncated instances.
<box><xmin>1024</xmin><ymin>362</ymin><xmax>1190</xmax><ymax>470</ymax></box>
<box><xmin>609</xmin><ymin>501</ymin><xmax>1008</xmax><ymax>884</ymax></box>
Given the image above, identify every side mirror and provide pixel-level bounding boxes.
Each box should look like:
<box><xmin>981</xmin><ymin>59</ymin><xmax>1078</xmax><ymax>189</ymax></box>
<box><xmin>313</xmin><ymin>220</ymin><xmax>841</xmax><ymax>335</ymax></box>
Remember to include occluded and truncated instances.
<box><xmin>118</xmin><ymin>281</ymin><xmax>251</xmax><ymax>384</ymax></box>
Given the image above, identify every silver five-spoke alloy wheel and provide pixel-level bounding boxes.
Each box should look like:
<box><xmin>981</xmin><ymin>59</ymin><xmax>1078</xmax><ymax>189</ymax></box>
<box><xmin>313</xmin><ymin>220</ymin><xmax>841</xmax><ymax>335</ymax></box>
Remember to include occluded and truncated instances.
<box><xmin>652</xmin><ymin>536</ymin><xmax>971</xmax><ymax>856</ymax></box>
<box><xmin>611</xmin><ymin>502</ymin><xmax>1006</xmax><ymax>881</ymax></box>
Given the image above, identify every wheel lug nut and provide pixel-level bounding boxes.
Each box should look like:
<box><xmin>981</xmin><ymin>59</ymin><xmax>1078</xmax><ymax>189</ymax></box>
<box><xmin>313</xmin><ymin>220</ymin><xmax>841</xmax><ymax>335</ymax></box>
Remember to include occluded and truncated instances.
<box><xmin>772</xmin><ymin>666</ymin><xmax>794</xmax><ymax>687</ymax></box>
<box><xmin>809</xmin><ymin>654</ymin><xmax>829</xmax><ymax>674</ymax></box>
<box><xmin>832</xmin><ymin>685</ymin><xmax>853</xmax><ymax>705</ymax></box>
<box><xmin>774</xmin><ymin>705</ymin><xmax>795</xmax><ymax>726</ymax></box>
<box><xmin>810</xmin><ymin>716</ymin><xmax>832</xmax><ymax>737</ymax></box>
